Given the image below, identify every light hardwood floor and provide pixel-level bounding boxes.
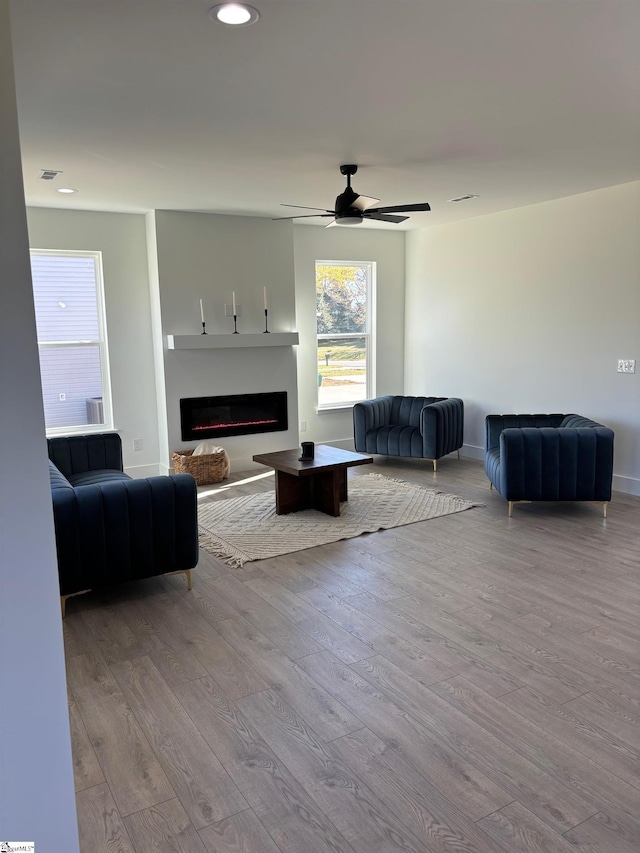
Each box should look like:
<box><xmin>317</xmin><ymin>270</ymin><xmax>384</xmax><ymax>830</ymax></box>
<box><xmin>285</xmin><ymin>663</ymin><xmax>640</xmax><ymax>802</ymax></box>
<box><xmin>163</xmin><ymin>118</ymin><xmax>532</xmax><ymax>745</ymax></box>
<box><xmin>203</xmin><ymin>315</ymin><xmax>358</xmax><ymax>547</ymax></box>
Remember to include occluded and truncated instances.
<box><xmin>64</xmin><ymin>456</ymin><xmax>640</xmax><ymax>853</ymax></box>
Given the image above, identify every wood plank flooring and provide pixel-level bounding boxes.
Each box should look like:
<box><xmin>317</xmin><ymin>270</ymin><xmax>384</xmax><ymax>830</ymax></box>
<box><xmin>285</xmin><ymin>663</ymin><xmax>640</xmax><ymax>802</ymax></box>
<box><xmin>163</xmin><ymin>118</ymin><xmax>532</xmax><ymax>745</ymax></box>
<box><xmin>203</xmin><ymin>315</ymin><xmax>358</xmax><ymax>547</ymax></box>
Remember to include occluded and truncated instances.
<box><xmin>63</xmin><ymin>456</ymin><xmax>640</xmax><ymax>852</ymax></box>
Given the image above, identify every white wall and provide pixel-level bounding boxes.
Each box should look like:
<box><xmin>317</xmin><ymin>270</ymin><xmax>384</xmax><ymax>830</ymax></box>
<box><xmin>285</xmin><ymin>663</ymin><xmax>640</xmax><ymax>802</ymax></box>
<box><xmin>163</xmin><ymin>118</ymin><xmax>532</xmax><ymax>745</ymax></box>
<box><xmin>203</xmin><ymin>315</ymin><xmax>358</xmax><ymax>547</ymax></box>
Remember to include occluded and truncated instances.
<box><xmin>25</xmin><ymin>190</ymin><xmax>638</xmax><ymax>490</ymax></box>
<box><xmin>406</xmin><ymin>181</ymin><xmax>640</xmax><ymax>494</ymax></box>
<box><xmin>26</xmin><ymin>208</ymin><xmax>160</xmax><ymax>476</ymax></box>
<box><xmin>294</xmin><ymin>224</ymin><xmax>406</xmax><ymax>447</ymax></box>
<box><xmin>152</xmin><ymin>211</ymin><xmax>299</xmax><ymax>472</ymax></box>
<box><xmin>0</xmin><ymin>2</ymin><xmax>79</xmax><ymax>847</ymax></box>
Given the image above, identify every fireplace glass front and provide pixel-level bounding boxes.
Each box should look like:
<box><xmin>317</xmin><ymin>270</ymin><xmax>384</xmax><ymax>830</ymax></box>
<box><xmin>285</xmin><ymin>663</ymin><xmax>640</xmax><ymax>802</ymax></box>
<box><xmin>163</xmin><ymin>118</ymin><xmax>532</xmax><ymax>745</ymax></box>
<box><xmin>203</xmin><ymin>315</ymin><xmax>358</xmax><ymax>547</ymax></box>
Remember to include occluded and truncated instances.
<box><xmin>180</xmin><ymin>392</ymin><xmax>288</xmax><ymax>441</ymax></box>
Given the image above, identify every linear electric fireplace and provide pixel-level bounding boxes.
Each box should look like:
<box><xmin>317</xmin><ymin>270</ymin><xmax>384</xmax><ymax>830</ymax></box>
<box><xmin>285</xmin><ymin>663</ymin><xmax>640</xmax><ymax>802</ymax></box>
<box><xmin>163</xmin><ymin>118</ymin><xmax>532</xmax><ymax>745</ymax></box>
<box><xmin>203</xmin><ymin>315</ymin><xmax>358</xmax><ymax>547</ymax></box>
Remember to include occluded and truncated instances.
<box><xmin>180</xmin><ymin>392</ymin><xmax>288</xmax><ymax>441</ymax></box>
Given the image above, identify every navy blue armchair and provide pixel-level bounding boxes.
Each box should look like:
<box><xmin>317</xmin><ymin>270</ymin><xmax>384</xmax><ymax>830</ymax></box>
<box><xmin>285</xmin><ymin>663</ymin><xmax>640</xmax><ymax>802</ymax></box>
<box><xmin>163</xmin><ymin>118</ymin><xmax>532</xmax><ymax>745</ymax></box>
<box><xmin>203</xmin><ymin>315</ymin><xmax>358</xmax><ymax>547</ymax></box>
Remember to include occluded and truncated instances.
<box><xmin>48</xmin><ymin>433</ymin><xmax>198</xmax><ymax>615</ymax></box>
<box><xmin>484</xmin><ymin>414</ymin><xmax>614</xmax><ymax>517</ymax></box>
<box><xmin>353</xmin><ymin>395</ymin><xmax>464</xmax><ymax>471</ymax></box>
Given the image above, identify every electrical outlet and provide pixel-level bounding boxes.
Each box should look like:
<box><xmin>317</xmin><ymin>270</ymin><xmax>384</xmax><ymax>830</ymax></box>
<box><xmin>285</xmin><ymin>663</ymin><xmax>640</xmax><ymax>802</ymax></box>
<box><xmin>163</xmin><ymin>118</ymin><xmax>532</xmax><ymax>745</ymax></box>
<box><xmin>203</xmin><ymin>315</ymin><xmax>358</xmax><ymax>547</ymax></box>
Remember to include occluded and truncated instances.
<box><xmin>300</xmin><ymin>420</ymin><xmax>307</xmax><ymax>432</ymax></box>
<box><xmin>617</xmin><ymin>359</ymin><xmax>636</xmax><ymax>373</ymax></box>
<box><xmin>133</xmin><ymin>438</ymin><xmax>143</xmax><ymax>451</ymax></box>
<box><xmin>58</xmin><ymin>392</ymin><xmax>66</xmax><ymax>401</ymax></box>
<box><xmin>224</xmin><ymin>303</ymin><xmax>241</xmax><ymax>316</ymax></box>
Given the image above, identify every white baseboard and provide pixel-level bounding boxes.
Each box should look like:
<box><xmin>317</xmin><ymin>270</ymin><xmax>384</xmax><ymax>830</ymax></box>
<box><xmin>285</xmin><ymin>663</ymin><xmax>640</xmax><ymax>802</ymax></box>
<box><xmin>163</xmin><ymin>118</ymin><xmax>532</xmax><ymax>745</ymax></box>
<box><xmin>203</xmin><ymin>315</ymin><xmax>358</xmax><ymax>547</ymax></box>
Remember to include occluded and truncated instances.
<box><xmin>461</xmin><ymin>443</ymin><xmax>484</xmax><ymax>461</ymax></box>
<box><xmin>230</xmin><ymin>456</ymin><xmax>265</xmax><ymax>474</ymax></box>
<box><xmin>329</xmin><ymin>437</ymin><xmax>357</xmax><ymax>451</ymax></box>
<box><xmin>157</xmin><ymin>447</ymin><xmax>640</xmax><ymax>498</ymax></box>
<box><xmin>124</xmin><ymin>463</ymin><xmax>162</xmax><ymax>478</ymax></box>
<box><xmin>612</xmin><ymin>474</ymin><xmax>640</xmax><ymax>497</ymax></box>
<box><xmin>164</xmin><ymin>457</ymin><xmax>280</xmax><ymax>477</ymax></box>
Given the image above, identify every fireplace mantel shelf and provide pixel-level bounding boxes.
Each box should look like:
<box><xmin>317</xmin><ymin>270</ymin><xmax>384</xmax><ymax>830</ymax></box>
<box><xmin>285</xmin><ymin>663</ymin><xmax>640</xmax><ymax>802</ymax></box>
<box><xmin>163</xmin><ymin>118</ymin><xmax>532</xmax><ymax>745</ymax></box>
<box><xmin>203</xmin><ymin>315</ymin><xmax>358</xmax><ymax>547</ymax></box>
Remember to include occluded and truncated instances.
<box><xmin>167</xmin><ymin>332</ymin><xmax>299</xmax><ymax>350</ymax></box>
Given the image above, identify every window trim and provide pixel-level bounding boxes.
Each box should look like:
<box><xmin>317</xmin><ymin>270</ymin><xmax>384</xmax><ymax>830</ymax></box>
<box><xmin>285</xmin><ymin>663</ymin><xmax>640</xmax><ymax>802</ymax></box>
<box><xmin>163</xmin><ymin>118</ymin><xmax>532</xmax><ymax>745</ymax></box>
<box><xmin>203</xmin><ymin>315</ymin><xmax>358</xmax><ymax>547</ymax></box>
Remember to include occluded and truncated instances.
<box><xmin>30</xmin><ymin>248</ymin><xmax>114</xmax><ymax>436</ymax></box>
<box><xmin>315</xmin><ymin>259</ymin><xmax>376</xmax><ymax>411</ymax></box>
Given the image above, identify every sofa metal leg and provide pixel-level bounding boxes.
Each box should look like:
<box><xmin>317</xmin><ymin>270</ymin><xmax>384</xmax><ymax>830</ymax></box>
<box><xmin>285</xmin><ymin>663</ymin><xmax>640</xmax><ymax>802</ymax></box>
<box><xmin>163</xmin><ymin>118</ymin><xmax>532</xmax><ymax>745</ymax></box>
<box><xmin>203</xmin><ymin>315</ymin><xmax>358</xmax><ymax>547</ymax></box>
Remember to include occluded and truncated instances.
<box><xmin>60</xmin><ymin>589</ymin><xmax>92</xmax><ymax>619</ymax></box>
<box><xmin>165</xmin><ymin>568</ymin><xmax>193</xmax><ymax>590</ymax></box>
<box><xmin>489</xmin><ymin>481</ymin><xmax>493</xmax><ymax>490</ymax></box>
<box><xmin>432</xmin><ymin>459</ymin><xmax>437</xmax><ymax>472</ymax></box>
<box><xmin>457</xmin><ymin>450</ymin><xmax>460</xmax><ymax>460</ymax></box>
<box><xmin>508</xmin><ymin>500</ymin><xmax>532</xmax><ymax>517</ymax></box>
<box><xmin>603</xmin><ymin>502</ymin><xmax>608</xmax><ymax>518</ymax></box>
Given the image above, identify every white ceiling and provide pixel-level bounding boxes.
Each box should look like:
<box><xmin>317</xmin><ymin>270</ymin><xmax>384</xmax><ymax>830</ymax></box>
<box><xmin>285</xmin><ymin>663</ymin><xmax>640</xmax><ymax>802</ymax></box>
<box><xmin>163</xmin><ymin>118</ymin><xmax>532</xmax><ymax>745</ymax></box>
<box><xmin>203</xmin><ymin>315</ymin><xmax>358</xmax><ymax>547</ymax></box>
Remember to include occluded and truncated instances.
<box><xmin>9</xmin><ymin>0</ymin><xmax>640</xmax><ymax>230</ymax></box>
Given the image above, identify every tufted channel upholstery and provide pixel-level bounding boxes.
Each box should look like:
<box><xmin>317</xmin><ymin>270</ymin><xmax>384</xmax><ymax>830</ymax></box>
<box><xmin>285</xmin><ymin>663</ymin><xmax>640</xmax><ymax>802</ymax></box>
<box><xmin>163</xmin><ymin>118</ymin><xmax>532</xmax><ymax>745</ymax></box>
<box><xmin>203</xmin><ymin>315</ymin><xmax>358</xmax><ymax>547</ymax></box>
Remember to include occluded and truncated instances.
<box><xmin>353</xmin><ymin>395</ymin><xmax>464</xmax><ymax>471</ymax></box>
<box><xmin>48</xmin><ymin>433</ymin><xmax>198</xmax><ymax>614</ymax></box>
<box><xmin>484</xmin><ymin>413</ymin><xmax>614</xmax><ymax>516</ymax></box>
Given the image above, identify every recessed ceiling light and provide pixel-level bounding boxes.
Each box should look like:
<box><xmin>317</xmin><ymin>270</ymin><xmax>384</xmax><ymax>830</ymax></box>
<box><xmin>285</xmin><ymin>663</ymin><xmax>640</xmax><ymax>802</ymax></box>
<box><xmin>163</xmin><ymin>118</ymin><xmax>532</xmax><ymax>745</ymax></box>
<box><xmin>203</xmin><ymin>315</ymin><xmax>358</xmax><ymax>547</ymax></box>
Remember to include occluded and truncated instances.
<box><xmin>448</xmin><ymin>194</ymin><xmax>479</xmax><ymax>203</ymax></box>
<box><xmin>56</xmin><ymin>187</ymin><xmax>78</xmax><ymax>194</ymax></box>
<box><xmin>209</xmin><ymin>3</ymin><xmax>260</xmax><ymax>26</ymax></box>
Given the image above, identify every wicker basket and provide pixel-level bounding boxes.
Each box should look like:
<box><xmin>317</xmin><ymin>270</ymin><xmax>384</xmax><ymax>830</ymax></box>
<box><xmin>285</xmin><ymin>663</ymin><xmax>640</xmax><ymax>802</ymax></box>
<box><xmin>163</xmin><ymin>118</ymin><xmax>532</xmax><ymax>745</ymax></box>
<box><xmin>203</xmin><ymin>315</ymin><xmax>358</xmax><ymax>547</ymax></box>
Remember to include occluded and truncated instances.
<box><xmin>172</xmin><ymin>449</ymin><xmax>227</xmax><ymax>485</ymax></box>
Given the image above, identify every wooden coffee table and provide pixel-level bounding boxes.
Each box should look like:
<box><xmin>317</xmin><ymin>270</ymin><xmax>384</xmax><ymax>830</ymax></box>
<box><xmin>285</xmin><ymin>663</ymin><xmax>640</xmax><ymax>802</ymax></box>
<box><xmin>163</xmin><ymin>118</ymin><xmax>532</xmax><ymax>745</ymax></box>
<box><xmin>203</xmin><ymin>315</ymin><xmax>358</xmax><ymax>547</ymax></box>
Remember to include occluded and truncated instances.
<box><xmin>252</xmin><ymin>445</ymin><xmax>373</xmax><ymax>516</ymax></box>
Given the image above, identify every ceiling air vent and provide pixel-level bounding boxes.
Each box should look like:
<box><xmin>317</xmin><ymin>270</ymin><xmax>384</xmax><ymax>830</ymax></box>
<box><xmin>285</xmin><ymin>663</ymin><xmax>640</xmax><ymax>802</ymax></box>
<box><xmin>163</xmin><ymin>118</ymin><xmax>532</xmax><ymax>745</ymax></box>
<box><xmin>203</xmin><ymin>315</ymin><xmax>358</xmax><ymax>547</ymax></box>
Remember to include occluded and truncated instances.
<box><xmin>40</xmin><ymin>169</ymin><xmax>63</xmax><ymax>180</ymax></box>
<box><xmin>448</xmin><ymin>194</ymin><xmax>479</xmax><ymax>203</ymax></box>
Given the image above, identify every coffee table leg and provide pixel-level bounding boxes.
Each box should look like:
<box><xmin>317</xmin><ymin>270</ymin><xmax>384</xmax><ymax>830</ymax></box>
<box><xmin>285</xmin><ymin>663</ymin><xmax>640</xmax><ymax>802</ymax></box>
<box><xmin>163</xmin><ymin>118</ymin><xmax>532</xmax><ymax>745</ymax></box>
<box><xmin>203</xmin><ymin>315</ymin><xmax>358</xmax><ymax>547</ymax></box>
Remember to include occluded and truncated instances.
<box><xmin>311</xmin><ymin>470</ymin><xmax>341</xmax><ymax>516</ymax></box>
<box><xmin>274</xmin><ymin>467</ymin><xmax>348</xmax><ymax>516</ymax></box>
<box><xmin>274</xmin><ymin>471</ymin><xmax>305</xmax><ymax>514</ymax></box>
<box><xmin>339</xmin><ymin>468</ymin><xmax>348</xmax><ymax>502</ymax></box>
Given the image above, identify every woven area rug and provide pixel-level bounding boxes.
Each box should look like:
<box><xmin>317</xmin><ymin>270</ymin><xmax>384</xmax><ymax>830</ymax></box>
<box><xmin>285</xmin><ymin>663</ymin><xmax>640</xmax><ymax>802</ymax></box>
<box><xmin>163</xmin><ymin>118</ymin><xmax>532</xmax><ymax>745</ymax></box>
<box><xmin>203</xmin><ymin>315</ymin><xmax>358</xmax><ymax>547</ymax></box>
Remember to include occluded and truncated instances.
<box><xmin>198</xmin><ymin>473</ymin><xmax>481</xmax><ymax>567</ymax></box>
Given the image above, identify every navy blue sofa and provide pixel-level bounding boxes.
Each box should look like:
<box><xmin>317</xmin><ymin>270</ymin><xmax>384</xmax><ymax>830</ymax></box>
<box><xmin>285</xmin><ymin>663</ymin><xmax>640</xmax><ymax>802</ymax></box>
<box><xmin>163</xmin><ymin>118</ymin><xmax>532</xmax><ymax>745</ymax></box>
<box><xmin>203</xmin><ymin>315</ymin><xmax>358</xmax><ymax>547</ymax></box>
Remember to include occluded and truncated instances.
<box><xmin>48</xmin><ymin>433</ymin><xmax>198</xmax><ymax>615</ymax></box>
<box><xmin>353</xmin><ymin>395</ymin><xmax>464</xmax><ymax>471</ymax></box>
<box><xmin>484</xmin><ymin>414</ymin><xmax>614</xmax><ymax>517</ymax></box>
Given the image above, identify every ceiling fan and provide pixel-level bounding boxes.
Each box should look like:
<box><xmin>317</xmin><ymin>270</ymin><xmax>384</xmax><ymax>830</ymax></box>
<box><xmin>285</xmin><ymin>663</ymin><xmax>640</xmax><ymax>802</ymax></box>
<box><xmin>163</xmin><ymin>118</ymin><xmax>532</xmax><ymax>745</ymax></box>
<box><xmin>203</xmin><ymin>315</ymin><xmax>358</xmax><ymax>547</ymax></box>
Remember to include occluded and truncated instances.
<box><xmin>273</xmin><ymin>164</ymin><xmax>431</xmax><ymax>227</ymax></box>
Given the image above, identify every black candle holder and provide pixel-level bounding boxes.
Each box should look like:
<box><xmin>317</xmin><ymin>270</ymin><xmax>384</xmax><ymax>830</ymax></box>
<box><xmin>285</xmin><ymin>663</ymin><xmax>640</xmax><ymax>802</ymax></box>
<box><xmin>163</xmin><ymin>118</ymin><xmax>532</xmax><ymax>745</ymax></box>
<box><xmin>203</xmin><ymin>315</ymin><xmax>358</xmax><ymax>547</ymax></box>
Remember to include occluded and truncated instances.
<box><xmin>233</xmin><ymin>314</ymin><xmax>239</xmax><ymax>334</ymax></box>
<box><xmin>263</xmin><ymin>308</ymin><xmax>270</xmax><ymax>333</ymax></box>
<box><xmin>201</xmin><ymin>321</ymin><xmax>207</xmax><ymax>335</ymax></box>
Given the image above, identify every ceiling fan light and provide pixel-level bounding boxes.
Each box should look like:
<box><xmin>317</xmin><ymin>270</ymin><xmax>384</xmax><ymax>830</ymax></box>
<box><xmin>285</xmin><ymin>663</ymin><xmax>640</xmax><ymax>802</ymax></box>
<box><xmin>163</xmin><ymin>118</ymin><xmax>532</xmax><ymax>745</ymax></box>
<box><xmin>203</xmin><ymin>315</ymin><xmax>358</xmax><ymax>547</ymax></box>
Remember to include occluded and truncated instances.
<box><xmin>209</xmin><ymin>3</ymin><xmax>260</xmax><ymax>26</ymax></box>
<box><xmin>335</xmin><ymin>215</ymin><xmax>362</xmax><ymax>226</ymax></box>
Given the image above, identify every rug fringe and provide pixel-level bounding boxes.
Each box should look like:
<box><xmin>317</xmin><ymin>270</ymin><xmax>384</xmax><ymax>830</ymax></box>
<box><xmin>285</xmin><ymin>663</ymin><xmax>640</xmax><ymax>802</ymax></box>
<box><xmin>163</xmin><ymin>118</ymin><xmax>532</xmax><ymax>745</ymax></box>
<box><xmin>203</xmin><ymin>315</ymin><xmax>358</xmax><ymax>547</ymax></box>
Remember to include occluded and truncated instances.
<box><xmin>198</xmin><ymin>527</ymin><xmax>247</xmax><ymax>567</ymax></box>
<box><xmin>360</xmin><ymin>472</ymin><xmax>482</xmax><ymax>506</ymax></box>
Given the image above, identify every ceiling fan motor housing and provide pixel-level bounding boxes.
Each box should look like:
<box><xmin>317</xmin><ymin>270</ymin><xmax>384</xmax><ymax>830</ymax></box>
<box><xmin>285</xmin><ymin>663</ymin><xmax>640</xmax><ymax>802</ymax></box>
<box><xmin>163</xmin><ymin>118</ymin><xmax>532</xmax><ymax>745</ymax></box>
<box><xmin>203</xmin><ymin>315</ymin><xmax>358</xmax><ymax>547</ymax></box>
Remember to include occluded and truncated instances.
<box><xmin>335</xmin><ymin>186</ymin><xmax>360</xmax><ymax>214</ymax></box>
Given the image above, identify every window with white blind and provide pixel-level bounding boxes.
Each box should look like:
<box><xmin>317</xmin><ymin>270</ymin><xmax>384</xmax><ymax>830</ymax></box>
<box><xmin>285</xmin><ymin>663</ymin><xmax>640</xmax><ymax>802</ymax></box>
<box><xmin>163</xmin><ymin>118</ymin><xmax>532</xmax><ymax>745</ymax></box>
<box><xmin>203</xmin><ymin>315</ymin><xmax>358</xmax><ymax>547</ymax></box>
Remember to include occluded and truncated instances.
<box><xmin>30</xmin><ymin>250</ymin><xmax>113</xmax><ymax>434</ymax></box>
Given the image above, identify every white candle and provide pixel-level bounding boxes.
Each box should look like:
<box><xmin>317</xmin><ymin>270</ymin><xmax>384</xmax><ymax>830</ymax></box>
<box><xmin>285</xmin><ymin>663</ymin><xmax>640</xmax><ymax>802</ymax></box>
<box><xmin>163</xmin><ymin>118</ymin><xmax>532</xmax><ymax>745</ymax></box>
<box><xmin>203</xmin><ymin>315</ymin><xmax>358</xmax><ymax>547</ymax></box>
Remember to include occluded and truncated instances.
<box><xmin>200</xmin><ymin>299</ymin><xmax>205</xmax><ymax>323</ymax></box>
<box><xmin>263</xmin><ymin>286</ymin><xmax>268</xmax><ymax>310</ymax></box>
<box><xmin>232</xmin><ymin>291</ymin><xmax>236</xmax><ymax>315</ymax></box>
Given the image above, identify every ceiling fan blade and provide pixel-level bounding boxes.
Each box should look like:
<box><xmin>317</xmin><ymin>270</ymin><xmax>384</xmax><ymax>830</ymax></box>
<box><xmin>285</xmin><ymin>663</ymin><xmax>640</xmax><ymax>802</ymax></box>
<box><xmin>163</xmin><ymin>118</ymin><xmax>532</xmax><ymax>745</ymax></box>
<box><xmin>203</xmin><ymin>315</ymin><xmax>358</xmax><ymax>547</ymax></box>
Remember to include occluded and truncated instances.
<box><xmin>352</xmin><ymin>194</ymin><xmax>380</xmax><ymax>212</ymax></box>
<box><xmin>281</xmin><ymin>204</ymin><xmax>335</xmax><ymax>212</ymax></box>
<box><xmin>367</xmin><ymin>202</ymin><xmax>431</xmax><ymax>214</ymax></box>
<box><xmin>325</xmin><ymin>219</ymin><xmax>338</xmax><ymax>228</ymax></box>
<box><xmin>363</xmin><ymin>212</ymin><xmax>408</xmax><ymax>224</ymax></box>
<box><xmin>272</xmin><ymin>213</ymin><xmax>334</xmax><ymax>221</ymax></box>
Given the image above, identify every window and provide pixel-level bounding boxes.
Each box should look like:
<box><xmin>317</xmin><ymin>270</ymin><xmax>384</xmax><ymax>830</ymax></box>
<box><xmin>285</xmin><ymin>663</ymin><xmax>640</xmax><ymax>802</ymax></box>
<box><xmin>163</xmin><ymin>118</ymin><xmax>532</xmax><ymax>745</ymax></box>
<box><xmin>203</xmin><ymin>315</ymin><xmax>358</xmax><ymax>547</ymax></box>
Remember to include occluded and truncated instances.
<box><xmin>30</xmin><ymin>249</ymin><xmax>113</xmax><ymax>434</ymax></box>
<box><xmin>316</xmin><ymin>260</ymin><xmax>375</xmax><ymax>409</ymax></box>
